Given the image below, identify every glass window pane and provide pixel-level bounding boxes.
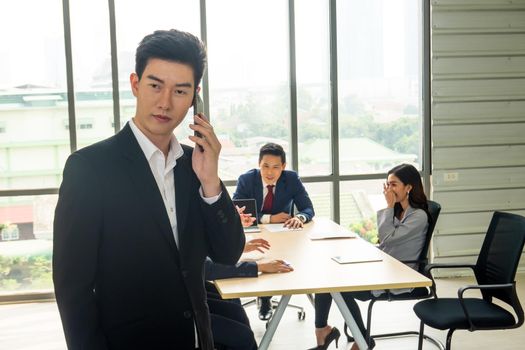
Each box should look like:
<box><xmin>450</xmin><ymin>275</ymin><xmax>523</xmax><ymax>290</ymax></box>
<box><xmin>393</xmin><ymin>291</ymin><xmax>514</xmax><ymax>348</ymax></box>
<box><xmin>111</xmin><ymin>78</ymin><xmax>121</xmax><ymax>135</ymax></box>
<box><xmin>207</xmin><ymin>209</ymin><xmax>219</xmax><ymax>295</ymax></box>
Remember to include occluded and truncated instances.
<box><xmin>207</xmin><ymin>0</ymin><xmax>291</xmax><ymax>180</ymax></box>
<box><xmin>70</xmin><ymin>0</ymin><xmax>115</xmax><ymax>147</ymax></box>
<box><xmin>337</xmin><ymin>0</ymin><xmax>422</xmax><ymax>175</ymax></box>
<box><xmin>115</xmin><ymin>0</ymin><xmax>200</xmax><ymax>136</ymax></box>
<box><xmin>303</xmin><ymin>182</ymin><xmax>332</xmax><ymax>220</ymax></box>
<box><xmin>0</xmin><ymin>1</ymin><xmax>68</xmax><ymax>190</ymax></box>
<box><xmin>0</xmin><ymin>195</ymin><xmax>57</xmax><ymax>294</ymax></box>
<box><xmin>296</xmin><ymin>0</ymin><xmax>332</xmax><ymax>176</ymax></box>
<box><xmin>340</xmin><ymin>179</ymin><xmax>384</xmax><ymax>243</ymax></box>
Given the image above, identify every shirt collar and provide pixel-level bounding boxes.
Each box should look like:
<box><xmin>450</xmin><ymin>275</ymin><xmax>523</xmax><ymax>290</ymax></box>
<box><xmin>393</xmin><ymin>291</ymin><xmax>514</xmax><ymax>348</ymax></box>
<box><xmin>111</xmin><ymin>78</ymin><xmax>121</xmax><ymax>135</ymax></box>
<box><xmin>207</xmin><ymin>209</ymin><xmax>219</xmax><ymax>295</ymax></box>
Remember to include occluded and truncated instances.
<box><xmin>261</xmin><ymin>176</ymin><xmax>276</xmax><ymax>188</ymax></box>
<box><xmin>129</xmin><ymin>118</ymin><xmax>184</xmax><ymax>165</ymax></box>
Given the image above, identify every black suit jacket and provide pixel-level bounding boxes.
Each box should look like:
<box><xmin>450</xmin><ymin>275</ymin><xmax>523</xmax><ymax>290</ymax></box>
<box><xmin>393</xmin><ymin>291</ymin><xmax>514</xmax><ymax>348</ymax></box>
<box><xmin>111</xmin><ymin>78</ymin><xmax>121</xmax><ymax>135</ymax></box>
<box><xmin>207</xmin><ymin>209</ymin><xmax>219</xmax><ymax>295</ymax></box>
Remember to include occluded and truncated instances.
<box><xmin>53</xmin><ymin>124</ymin><xmax>245</xmax><ymax>350</ymax></box>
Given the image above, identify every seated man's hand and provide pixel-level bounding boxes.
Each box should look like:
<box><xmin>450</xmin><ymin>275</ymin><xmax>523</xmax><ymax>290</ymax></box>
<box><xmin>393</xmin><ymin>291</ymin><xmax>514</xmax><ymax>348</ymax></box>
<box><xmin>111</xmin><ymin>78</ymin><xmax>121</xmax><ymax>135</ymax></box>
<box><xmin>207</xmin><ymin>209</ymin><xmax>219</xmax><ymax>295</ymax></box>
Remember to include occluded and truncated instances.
<box><xmin>284</xmin><ymin>216</ymin><xmax>303</xmax><ymax>229</ymax></box>
<box><xmin>270</xmin><ymin>212</ymin><xmax>291</xmax><ymax>223</ymax></box>
<box><xmin>243</xmin><ymin>238</ymin><xmax>270</xmax><ymax>253</ymax></box>
<box><xmin>257</xmin><ymin>260</ymin><xmax>294</xmax><ymax>273</ymax></box>
<box><xmin>236</xmin><ymin>205</ymin><xmax>256</xmax><ymax>227</ymax></box>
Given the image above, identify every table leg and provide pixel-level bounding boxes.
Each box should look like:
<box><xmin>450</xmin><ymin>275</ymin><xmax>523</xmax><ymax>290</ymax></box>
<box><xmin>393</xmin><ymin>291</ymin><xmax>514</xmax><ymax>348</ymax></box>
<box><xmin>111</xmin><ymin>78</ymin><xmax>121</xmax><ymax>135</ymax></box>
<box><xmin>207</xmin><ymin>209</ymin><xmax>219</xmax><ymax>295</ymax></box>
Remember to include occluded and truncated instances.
<box><xmin>258</xmin><ymin>294</ymin><xmax>291</xmax><ymax>350</ymax></box>
<box><xmin>331</xmin><ymin>292</ymin><xmax>369</xmax><ymax>350</ymax></box>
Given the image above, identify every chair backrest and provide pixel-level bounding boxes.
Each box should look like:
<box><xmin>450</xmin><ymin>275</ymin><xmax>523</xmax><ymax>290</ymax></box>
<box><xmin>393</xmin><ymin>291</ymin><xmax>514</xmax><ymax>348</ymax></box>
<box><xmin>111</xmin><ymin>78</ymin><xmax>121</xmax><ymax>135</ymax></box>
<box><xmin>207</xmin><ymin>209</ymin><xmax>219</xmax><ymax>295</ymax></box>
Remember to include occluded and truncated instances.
<box><xmin>416</xmin><ymin>200</ymin><xmax>441</xmax><ymax>274</ymax></box>
<box><xmin>475</xmin><ymin>211</ymin><xmax>525</xmax><ymax>303</ymax></box>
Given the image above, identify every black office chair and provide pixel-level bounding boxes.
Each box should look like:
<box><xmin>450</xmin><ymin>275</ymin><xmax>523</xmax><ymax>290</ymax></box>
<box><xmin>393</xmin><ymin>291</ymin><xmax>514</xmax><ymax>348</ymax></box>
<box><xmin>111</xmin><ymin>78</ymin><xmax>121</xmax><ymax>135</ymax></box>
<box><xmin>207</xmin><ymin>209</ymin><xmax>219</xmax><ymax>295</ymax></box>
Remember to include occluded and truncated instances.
<box><xmin>345</xmin><ymin>200</ymin><xmax>443</xmax><ymax>349</ymax></box>
<box><xmin>413</xmin><ymin>211</ymin><xmax>525</xmax><ymax>350</ymax></box>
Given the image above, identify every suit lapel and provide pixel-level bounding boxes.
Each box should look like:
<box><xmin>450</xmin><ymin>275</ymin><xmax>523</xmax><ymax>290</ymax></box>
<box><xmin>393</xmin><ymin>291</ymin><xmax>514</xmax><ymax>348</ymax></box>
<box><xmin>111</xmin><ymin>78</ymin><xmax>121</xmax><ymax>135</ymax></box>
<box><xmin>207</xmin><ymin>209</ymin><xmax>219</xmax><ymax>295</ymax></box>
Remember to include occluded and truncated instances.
<box><xmin>173</xmin><ymin>149</ymin><xmax>192</xmax><ymax>246</ymax></box>
<box><xmin>274</xmin><ymin>172</ymin><xmax>287</xmax><ymax>211</ymax></box>
<box><xmin>254</xmin><ymin>170</ymin><xmax>264</xmax><ymax>210</ymax></box>
<box><xmin>116</xmin><ymin>125</ymin><xmax>180</xmax><ymax>261</ymax></box>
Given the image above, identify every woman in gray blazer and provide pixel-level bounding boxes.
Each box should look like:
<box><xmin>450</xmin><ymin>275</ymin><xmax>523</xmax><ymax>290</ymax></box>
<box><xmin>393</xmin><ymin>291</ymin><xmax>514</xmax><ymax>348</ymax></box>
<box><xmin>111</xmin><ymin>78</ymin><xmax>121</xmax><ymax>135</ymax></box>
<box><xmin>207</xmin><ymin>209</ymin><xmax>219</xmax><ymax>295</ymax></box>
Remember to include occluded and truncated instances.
<box><xmin>309</xmin><ymin>164</ymin><xmax>431</xmax><ymax>350</ymax></box>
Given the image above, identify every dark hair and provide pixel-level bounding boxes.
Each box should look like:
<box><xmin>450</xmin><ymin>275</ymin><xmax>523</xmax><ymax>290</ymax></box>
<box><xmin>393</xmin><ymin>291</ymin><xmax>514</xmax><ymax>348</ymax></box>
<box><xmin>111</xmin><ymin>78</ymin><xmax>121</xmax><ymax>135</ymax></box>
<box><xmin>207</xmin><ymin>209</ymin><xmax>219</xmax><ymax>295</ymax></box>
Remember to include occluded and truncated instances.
<box><xmin>388</xmin><ymin>163</ymin><xmax>430</xmax><ymax>222</ymax></box>
<box><xmin>259</xmin><ymin>143</ymin><xmax>286</xmax><ymax>164</ymax></box>
<box><xmin>135</xmin><ymin>29</ymin><xmax>207</xmax><ymax>87</ymax></box>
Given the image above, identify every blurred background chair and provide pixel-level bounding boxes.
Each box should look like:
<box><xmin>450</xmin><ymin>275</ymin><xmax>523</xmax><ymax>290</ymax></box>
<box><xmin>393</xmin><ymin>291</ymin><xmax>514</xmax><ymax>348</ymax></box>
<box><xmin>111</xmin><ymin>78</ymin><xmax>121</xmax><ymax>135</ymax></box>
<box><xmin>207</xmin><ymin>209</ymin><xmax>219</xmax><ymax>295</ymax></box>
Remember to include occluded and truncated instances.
<box><xmin>413</xmin><ymin>211</ymin><xmax>525</xmax><ymax>350</ymax></box>
<box><xmin>242</xmin><ymin>294</ymin><xmax>313</xmax><ymax>326</ymax></box>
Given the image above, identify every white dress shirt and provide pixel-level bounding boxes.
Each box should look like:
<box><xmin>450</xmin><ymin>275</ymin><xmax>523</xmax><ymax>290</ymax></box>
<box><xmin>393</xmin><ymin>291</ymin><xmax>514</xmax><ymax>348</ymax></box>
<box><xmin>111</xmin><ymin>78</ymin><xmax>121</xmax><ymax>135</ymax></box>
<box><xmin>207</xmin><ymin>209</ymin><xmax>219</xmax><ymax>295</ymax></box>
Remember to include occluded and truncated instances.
<box><xmin>129</xmin><ymin>119</ymin><xmax>221</xmax><ymax>247</ymax></box>
<box><xmin>129</xmin><ymin>119</ymin><xmax>220</xmax><ymax>347</ymax></box>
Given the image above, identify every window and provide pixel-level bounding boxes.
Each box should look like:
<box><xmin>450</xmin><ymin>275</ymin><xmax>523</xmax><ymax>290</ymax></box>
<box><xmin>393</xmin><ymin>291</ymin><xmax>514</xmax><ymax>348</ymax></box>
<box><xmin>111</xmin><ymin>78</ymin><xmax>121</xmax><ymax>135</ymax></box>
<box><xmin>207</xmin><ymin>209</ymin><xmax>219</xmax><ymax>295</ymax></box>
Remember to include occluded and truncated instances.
<box><xmin>0</xmin><ymin>0</ymin><xmax>426</xmax><ymax>299</ymax></box>
<box><xmin>340</xmin><ymin>179</ymin><xmax>384</xmax><ymax>243</ymax></box>
<box><xmin>303</xmin><ymin>182</ymin><xmax>333</xmax><ymax>219</ymax></box>
<box><xmin>1</xmin><ymin>224</ymin><xmax>20</xmax><ymax>241</ymax></box>
<box><xmin>0</xmin><ymin>195</ymin><xmax>56</xmax><ymax>291</ymax></box>
<box><xmin>337</xmin><ymin>0</ymin><xmax>422</xmax><ymax>174</ymax></box>
<box><xmin>70</xmin><ymin>0</ymin><xmax>114</xmax><ymax>143</ymax></box>
<box><xmin>0</xmin><ymin>0</ymin><xmax>67</xmax><ymax>193</ymax></box>
<box><xmin>78</xmin><ymin>119</ymin><xmax>94</xmax><ymax>130</ymax></box>
<box><xmin>63</xmin><ymin>118</ymin><xmax>94</xmax><ymax>130</ymax></box>
<box><xmin>296</xmin><ymin>0</ymin><xmax>332</xmax><ymax>176</ymax></box>
<box><xmin>207</xmin><ymin>0</ymin><xmax>291</xmax><ymax>180</ymax></box>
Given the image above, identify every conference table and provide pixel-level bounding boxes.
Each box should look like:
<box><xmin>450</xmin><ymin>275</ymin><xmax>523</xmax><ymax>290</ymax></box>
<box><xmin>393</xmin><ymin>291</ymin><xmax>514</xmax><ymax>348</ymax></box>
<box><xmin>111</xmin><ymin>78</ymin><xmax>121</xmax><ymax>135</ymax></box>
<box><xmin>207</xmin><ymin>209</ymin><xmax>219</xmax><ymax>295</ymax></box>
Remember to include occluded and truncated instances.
<box><xmin>213</xmin><ymin>218</ymin><xmax>431</xmax><ymax>350</ymax></box>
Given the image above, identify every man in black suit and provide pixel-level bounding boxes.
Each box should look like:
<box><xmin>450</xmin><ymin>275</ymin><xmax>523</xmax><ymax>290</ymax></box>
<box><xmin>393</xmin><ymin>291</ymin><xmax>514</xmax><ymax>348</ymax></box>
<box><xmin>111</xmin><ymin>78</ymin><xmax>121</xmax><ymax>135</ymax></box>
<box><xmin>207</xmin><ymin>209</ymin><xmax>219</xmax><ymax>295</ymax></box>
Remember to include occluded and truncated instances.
<box><xmin>53</xmin><ymin>29</ymin><xmax>245</xmax><ymax>350</ymax></box>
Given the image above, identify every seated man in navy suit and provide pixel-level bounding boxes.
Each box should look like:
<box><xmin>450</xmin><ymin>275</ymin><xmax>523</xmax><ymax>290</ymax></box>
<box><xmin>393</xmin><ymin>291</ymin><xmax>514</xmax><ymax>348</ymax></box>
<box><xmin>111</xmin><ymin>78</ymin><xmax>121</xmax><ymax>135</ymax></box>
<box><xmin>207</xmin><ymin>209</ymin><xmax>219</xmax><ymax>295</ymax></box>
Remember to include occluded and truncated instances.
<box><xmin>233</xmin><ymin>142</ymin><xmax>315</xmax><ymax>320</ymax></box>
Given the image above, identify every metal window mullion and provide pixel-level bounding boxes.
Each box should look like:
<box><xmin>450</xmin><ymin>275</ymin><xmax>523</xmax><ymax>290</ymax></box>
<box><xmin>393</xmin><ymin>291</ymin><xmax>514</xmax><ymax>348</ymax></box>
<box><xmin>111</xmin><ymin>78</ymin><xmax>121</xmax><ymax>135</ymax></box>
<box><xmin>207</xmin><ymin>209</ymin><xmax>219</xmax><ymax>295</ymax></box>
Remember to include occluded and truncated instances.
<box><xmin>0</xmin><ymin>189</ymin><xmax>59</xmax><ymax>197</ymax></box>
<box><xmin>422</xmin><ymin>0</ymin><xmax>432</xmax><ymax>196</ymax></box>
<box><xmin>108</xmin><ymin>0</ymin><xmax>121</xmax><ymax>133</ymax></box>
<box><xmin>62</xmin><ymin>0</ymin><xmax>76</xmax><ymax>152</ymax></box>
<box><xmin>329</xmin><ymin>0</ymin><xmax>340</xmax><ymax>223</ymax></box>
<box><xmin>200</xmin><ymin>0</ymin><xmax>210</xmax><ymax>119</ymax></box>
<box><xmin>288</xmin><ymin>0</ymin><xmax>299</xmax><ymax>172</ymax></box>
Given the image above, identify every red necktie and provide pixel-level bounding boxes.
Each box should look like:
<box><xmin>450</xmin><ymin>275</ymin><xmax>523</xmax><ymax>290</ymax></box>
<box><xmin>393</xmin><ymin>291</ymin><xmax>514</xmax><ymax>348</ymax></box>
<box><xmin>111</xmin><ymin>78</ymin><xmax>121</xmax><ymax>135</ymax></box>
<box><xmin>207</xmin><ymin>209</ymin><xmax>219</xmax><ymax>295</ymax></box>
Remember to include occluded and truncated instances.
<box><xmin>262</xmin><ymin>185</ymin><xmax>274</xmax><ymax>213</ymax></box>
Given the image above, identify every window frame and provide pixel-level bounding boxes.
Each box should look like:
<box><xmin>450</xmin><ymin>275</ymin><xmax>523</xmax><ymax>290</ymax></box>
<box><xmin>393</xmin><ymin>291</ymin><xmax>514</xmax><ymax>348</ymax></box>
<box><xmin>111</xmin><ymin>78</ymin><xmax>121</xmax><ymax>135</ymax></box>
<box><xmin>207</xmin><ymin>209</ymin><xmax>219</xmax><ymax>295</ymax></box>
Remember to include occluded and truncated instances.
<box><xmin>0</xmin><ymin>0</ymin><xmax>430</xmax><ymax>302</ymax></box>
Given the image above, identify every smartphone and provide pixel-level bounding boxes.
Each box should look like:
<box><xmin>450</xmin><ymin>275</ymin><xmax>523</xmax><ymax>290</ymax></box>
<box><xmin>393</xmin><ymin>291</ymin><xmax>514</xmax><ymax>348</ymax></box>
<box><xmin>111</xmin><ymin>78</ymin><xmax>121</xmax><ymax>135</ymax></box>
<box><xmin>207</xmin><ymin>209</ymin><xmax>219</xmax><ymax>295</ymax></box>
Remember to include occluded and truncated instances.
<box><xmin>193</xmin><ymin>92</ymin><xmax>204</xmax><ymax>152</ymax></box>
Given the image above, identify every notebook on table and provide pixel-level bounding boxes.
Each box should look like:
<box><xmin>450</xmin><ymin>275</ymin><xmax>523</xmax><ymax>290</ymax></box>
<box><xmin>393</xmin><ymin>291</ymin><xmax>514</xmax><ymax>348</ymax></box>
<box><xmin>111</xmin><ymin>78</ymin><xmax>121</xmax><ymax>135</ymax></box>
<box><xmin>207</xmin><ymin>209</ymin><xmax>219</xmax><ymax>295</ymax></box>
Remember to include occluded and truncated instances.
<box><xmin>307</xmin><ymin>217</ymin><xmax>357</xmax><ymax>240</ymax></box>
<box><xmin>232</xmin><ymin>198</ymin><xmax>261</xmax><ymax>233</ymax></box>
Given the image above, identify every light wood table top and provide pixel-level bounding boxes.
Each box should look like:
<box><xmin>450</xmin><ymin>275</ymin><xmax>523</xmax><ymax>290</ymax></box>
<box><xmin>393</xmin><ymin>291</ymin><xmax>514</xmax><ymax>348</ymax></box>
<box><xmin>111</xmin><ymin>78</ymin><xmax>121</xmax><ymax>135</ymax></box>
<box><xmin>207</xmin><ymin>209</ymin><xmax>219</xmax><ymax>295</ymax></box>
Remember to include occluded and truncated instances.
<box><xmin>214</xmin><ymin>217</ymin><xmax>431</xmax><ymax>299</ymax></box>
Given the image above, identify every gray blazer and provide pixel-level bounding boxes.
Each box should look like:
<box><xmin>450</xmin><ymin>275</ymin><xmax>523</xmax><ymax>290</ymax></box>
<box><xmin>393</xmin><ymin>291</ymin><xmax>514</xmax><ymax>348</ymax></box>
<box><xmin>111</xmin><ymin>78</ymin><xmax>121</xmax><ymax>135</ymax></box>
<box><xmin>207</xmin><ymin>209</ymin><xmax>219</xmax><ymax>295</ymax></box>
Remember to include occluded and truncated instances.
<box><xmin>377</xmin><ymin>206</ymin><xmax>428</xmax><ymax>263</ymax></box>
<box><xmin>374</xmin><ymin>206</ymin><xmax>428</xmax><ymax>296</ymax></box>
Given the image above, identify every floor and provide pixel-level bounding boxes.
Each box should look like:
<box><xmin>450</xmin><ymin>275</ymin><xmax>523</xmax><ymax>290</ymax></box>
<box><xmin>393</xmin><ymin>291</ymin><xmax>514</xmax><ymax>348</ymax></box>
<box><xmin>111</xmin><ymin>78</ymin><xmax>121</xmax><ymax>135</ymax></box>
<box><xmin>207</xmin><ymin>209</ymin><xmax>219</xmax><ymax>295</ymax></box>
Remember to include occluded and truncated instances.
<box><xmin>1</xmin><ymin>274</ymin><xmax>524</xmax><ymax>349</ymax></box>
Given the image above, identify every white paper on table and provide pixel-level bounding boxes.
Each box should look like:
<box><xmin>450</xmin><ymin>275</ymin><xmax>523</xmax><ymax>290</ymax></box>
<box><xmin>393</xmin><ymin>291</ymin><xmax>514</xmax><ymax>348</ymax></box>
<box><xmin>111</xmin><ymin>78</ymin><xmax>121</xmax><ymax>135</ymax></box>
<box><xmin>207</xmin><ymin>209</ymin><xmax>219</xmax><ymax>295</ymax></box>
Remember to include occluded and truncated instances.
<box><xmin>263</xmin><ymin>223</ymin><xmax>303</xmax><ymax>233</ymax></box>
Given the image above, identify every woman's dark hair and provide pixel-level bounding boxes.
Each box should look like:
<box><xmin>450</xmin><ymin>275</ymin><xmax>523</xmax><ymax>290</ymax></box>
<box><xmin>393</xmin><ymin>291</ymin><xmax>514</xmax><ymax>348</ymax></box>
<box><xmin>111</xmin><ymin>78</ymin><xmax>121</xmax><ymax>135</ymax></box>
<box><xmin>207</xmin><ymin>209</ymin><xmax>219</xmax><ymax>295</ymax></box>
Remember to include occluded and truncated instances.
<box><xmin>135</xmin><ymin>29</ymin><xmax>207</xmax><ymax>87</ymax></box>
<box><xmin>388</xmin><ymin>163</ymin><xmax>430</xmax><ymax>222</ymax></box>
<box><xmin>259</xmin><ymin>143</ymin><xmax>286</xmax><ymax>164</ymax></box>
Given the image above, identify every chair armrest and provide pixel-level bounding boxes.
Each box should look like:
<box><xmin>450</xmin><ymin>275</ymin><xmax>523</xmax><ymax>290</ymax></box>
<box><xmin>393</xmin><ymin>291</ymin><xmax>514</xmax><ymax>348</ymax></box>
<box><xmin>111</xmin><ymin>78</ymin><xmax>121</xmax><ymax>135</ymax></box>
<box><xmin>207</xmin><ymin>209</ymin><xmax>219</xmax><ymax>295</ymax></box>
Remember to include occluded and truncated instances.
<box><xmin>457</xmin><ymin>283</ymin><xmax>514</xmax><ymax>331</ymax></box>
<box><xmin>400</xmin><ymin>259</ymin><xmax>424</xmax><ymax>265</ymax></box>
<box><xmin>424</xmin><ymin>263</ymin><xmax>476</xmax><ymax>275</ymax></box>
<box><xmin>424</xmin><ymin>263</ymin><xmax>476</xmax><ymax>297</ymax></box>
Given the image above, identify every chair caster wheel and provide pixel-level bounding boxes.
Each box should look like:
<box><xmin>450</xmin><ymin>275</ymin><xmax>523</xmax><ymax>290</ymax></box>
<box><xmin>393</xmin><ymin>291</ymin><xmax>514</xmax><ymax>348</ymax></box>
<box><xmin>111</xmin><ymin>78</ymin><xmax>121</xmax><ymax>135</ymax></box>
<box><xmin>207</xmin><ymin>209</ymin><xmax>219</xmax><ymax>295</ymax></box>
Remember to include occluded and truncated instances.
<box><xmin>298</xmin><ymin>311</ymin><xmax>306</xmax><ymax>320</ymax></box>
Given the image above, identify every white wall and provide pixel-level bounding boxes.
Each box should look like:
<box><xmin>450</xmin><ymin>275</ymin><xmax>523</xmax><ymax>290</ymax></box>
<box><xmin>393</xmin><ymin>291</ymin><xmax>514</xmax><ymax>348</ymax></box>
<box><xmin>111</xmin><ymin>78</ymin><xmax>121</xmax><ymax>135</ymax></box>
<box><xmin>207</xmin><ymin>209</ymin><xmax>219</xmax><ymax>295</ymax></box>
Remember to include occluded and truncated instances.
<box><xmin>430</xmin><ymin>0</ymin><xmax>525</xmax><ymax>273</ymax></box>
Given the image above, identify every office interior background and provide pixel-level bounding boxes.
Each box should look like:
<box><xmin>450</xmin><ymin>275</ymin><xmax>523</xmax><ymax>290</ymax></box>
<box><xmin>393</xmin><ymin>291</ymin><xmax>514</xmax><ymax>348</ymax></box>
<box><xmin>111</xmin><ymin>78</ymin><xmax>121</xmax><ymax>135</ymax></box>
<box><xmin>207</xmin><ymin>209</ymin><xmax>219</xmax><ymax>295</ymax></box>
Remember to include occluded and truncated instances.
<box><xmin>0</xmin><ymin>0</ymin><xmax>524</xmax><ymax>348</ymax></box>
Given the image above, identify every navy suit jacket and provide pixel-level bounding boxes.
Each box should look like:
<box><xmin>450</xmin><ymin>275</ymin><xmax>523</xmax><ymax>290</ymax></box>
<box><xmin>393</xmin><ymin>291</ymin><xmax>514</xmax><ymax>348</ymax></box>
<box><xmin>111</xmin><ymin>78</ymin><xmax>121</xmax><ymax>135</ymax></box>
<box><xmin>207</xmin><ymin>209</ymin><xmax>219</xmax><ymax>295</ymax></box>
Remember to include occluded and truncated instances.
<box><xmin>233</xmin><ymin>168</ymin><xmax>314</xmax><ymax>223</ymax></box>
<box><xmin>204</xmin><ymin>257</ymin><xmax>258</xmax><ymax>280</ymax></box>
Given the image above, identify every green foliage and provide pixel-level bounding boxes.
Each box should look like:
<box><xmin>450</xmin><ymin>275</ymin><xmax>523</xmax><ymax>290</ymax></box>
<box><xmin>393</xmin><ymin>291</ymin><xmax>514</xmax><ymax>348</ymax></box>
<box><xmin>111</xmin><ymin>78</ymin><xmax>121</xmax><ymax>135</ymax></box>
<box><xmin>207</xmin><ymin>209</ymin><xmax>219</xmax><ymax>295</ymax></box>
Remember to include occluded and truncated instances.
<box><xmin>372</xmin><ymin>117</ymin><xmax>420</xmax><ymax>155</ymax></box>
<box><xmin>0</xmin><ymin>253</ymin><xmax>53</xmax><ymax>291</ymax></box>
<box><xmin>350</xmin><ymin>217</ymin><xmax>378</xmax><ymax>244</ymax></box>
<box><xmin>216</xmin><ymin>88</ymin><xmax>420</xmax><ymax>159</ymax></box>
<box><xmin>0</xmin><ymin>278</ymin><xmax>21</xmax><ymax>291</ymax></box>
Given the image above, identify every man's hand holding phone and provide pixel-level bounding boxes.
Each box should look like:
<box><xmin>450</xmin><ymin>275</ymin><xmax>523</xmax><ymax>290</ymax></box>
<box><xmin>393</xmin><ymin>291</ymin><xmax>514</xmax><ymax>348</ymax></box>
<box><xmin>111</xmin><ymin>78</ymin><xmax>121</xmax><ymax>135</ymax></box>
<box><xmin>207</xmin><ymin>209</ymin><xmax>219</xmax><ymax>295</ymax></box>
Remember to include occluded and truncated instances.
<box><xmin>189</xmin><ymin>112</ymin><xmax>222</xmax><ymax>197</ymax></box>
